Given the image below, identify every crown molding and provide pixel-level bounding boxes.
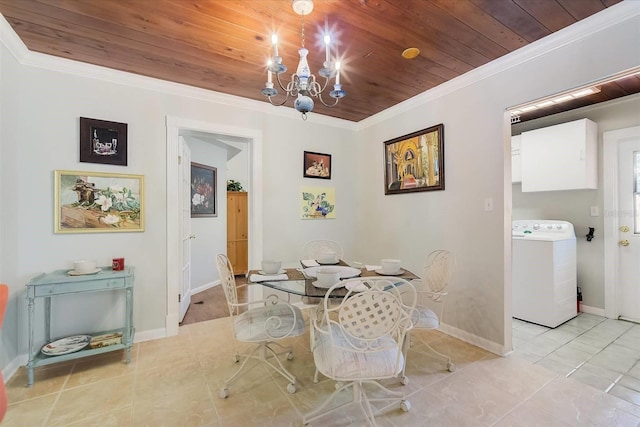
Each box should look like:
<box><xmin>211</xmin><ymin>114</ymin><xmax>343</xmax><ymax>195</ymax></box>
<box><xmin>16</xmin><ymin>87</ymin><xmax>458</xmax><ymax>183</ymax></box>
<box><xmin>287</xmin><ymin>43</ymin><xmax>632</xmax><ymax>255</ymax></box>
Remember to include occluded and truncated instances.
<box><xmin>355</xmin><ymin>0</ymin><xmax>640</xmax><ymax>131</ymax></box>
<box><xmin>2</xmin><ymin>2</ymin><xmax>638</xmax><ymax>132</ymax></box>
<box><xmin>0</xmin><ymin>13</ymin><xmax>355</xmax><ymax>130</ymax></box>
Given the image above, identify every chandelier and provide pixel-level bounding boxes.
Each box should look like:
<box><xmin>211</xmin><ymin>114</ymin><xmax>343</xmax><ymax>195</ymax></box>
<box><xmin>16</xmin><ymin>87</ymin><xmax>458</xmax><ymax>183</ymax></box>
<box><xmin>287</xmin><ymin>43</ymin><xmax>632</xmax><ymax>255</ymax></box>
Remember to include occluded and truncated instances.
<box><xmin>261</xmin><ymin>0</ymin><xmax>346</xmax><ymax>120</ymax></box>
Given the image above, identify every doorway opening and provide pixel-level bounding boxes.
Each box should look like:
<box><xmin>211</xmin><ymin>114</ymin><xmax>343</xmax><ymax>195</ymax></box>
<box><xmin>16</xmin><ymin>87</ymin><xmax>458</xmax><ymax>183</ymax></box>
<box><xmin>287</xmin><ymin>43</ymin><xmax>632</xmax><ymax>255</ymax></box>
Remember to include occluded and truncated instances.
<box><xmin>166</xmin><ymin>116</ymin><xmax>264</xmax><ymax>336</ymax></box>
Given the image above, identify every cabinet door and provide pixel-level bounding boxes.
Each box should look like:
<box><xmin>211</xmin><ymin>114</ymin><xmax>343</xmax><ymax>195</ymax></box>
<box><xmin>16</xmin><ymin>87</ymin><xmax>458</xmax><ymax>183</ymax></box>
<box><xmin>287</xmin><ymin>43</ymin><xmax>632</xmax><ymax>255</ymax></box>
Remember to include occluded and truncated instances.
<box><xmin>226</xmin><ymin>192</ymin><xmax>248</xmax><ymax>275</ymax></box>
<box><xmin>227</xmin><ymin>241</ymin><xmax>248</xmax><ymax>275</ymax></box>
<box><xmin>227</xmin><ymin>192</ymin><xmax>248</xmax><ymax>240</ymax></box>
<box><xmin>512</xmin><ymin>135</ymin><xmax>522</xmax><ymax>184</ymax></box>
<box><xmin>521</xmin><ymin>118</ymin><xmax>597</xmax><ymax>192</ymax></box>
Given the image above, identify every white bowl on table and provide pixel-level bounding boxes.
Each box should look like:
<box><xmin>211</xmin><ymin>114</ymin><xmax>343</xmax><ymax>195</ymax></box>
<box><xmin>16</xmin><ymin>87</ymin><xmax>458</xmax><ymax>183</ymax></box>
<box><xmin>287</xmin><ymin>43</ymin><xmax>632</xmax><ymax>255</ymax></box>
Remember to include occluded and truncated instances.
<box><xmin>72</xmin><ymin>260</ymin><xmax>97</xmax><ymax>275</ymax></box>
<box><xmin>261</xmin><ymin>260</ymin><xmax>282</xmax><ymax>275</ymax></box>
<box><xmin>381</xmin><ymin>259</ymin><xmax>401</xmax><ymax>275</ymax></box>
<box><xmin>315</xmin><ymin>268</ymin><xmax>340</xmax><ymax>288</ymax></box>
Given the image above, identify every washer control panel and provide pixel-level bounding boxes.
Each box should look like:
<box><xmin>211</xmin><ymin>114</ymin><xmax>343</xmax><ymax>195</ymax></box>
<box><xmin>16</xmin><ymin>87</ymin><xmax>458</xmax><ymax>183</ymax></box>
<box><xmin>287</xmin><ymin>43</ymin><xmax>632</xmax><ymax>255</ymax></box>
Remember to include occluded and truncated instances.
<box><xmin>512</xmin><ymin>220</ymin><xmax>575</xmax><ymax>240</ymax></box>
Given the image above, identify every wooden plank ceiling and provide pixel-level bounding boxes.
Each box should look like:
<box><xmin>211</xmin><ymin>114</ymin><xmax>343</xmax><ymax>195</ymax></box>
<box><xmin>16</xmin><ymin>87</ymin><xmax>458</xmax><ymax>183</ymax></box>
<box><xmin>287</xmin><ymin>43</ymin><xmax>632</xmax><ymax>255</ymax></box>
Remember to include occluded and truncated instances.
<box><xmin>0</xmin><ymin>0</ymin><xmax>637</xmax><ymax>122</ymax></box>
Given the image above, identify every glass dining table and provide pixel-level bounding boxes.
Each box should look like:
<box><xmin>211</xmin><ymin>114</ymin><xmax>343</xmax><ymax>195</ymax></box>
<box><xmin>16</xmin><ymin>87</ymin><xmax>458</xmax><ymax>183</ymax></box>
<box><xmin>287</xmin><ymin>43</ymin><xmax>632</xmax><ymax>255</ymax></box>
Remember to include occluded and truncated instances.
<box><xmin>246</xmin><ymin>260</ymin><xmax>419</xmax><ymax>298</ymax></box>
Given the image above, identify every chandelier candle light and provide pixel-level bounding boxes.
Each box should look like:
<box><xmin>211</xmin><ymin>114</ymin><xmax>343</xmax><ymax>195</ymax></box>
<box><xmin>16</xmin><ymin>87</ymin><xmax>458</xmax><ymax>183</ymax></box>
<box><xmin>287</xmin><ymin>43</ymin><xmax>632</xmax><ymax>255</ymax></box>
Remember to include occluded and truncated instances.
<box><xmin>261</xmin><ymin>0</ymin><xmax>346</xmax><ymax>120</ymax></box>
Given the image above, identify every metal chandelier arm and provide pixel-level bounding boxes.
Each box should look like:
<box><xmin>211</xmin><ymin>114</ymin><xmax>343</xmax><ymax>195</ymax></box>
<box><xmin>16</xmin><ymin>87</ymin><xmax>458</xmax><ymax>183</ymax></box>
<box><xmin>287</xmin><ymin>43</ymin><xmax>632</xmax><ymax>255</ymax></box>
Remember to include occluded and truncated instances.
<box><xmin>316</xmin><ymin>91</ymin><xmax>341</xmax><ymax>108</ymax></box>
<box><xmin>265</xmin><ymin>93</ymin><xmax>291</xmax><ymax>107</ymax></box>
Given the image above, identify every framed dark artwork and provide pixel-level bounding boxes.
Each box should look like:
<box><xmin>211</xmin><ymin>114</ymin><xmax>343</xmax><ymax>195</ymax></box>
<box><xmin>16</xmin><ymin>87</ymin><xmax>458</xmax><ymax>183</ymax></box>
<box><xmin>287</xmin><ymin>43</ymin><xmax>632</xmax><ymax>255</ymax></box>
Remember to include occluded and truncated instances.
<box><xmin>303</xmin><ymin>151</ymin><xmax>332</xmax><ymax>179</ymax></box>
<box><xmin>54</xmin><ymin>170</ymin><xmax>144</xmax><ymax>233</ymax></box>
<box><xmin>191</xmin><ymin>162</ymin><xmax>217</xmax><ymax>217</ymax></box>
<box><xmin>79</xmin><ymin>117</ymin><xmax>128</xmax><ymax>166</ymax></box>
<box><xmin>384</xmin><ymin>124</ymin><xmax>445</xmax><ymax>195</ymax></box>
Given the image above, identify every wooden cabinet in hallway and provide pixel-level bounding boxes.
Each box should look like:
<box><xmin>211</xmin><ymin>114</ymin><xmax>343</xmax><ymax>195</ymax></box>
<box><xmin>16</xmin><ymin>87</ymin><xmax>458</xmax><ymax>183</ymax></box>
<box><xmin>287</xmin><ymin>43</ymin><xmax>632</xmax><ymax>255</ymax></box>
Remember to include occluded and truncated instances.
<box><xmin>227</xmin><ymin>191</ymin><xmax>248</xmax><ymax>275</ymax></box>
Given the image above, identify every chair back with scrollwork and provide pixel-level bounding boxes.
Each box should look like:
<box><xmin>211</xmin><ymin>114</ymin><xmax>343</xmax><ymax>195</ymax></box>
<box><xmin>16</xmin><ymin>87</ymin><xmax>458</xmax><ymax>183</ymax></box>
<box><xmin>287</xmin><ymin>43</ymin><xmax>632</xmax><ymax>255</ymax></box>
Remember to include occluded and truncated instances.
<box><xmin>304</xmin><ymin>277</ymin><xmax>415</xmax><ymax>425</ymax></box>
<box><xmin>422</xmin><ymin>249</ymin><xmax>455</xmax><ymax>301</ymax></box>
<box><xmin>302</xmin><ymin>239</ymin><xmax>344</xmax><ymax>260</ymax></box>
<box><xmin>312</xmin><ymin>277</ymin><xmax>414</xmax><ymax>381</ymax></box>
<box><xmin>215</xmin><ymin>254</ymin><xmax>242</xmax><ymax>318</ymax></box>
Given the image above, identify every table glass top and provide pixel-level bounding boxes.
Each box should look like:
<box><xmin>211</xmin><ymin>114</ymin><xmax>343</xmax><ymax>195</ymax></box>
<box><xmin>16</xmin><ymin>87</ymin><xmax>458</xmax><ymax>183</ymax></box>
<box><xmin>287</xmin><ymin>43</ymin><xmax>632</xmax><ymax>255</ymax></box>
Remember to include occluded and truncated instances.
<box><xmin>247</xmin><ymin>261</ymin><xmax>418</xmax><ymax>298</ymax></box>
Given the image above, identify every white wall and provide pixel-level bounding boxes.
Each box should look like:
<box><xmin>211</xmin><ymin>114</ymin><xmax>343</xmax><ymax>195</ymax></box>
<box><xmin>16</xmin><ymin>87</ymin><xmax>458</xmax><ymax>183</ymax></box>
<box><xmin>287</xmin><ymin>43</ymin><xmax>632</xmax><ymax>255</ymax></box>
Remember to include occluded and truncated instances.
<box><xmin>354</xmin><ymin>5</ymin><xmax>640</xmax><ymax>350</ymax></box>
<box><xmin>258</xmin><ymin>116</ymin><xmax>360</xmax><ymax>264</ymax></box>
<box><xmin>512</xmin><ymin>94</ymin><xmax>640</xmax><ymax>311</ymax></box>
<box><xmin>226</xmin><ymin>142</ymin><xmax>249</xmax><ymax>192</ymax></box>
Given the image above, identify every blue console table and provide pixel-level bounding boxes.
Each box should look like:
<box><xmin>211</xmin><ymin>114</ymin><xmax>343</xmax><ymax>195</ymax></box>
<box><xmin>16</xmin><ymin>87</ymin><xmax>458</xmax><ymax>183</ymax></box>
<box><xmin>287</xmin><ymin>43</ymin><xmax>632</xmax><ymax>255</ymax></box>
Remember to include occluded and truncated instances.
<box><xmin>26</xmin><ymin>266</ymin><xmax>134</xmax><ymax>386</ymax></box>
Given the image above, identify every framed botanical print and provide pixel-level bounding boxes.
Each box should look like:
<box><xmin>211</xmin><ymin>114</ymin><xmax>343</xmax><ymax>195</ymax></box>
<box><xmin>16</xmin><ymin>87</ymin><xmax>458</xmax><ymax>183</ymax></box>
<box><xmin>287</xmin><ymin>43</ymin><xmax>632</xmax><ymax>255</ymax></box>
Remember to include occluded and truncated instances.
<box><xmin>54</xmin><ymin>170</ymin><xmax>144</xmax><ymax>233</ymax></box>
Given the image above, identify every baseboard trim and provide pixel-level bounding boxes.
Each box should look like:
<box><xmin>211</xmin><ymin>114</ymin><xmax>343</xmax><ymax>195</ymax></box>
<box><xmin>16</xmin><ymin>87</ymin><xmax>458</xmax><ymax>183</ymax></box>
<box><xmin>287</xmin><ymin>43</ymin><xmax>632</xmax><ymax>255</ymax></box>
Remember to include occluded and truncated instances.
<box><xmin>439</xmin><ymin>323</ymin><xmax>510</xmax><ymax>356</ymax></box>
<box><xmin>135</xmin><ymin>327</ymin><xmax>169</xmax><ymax>343</ymax></box>
<box><xmin>2</xmin><ymin>355</ymin><xmax>26</xmax><ymax>384</ymax></box>
<box><xmin>579</xmin><ymin>304</ymin><xmax>605</xmax><ymax>317</ymax></box>
<box><xmin>191</xmin><ymin>281</ymin><xmax>219</xmax><ymax>295</ymax></box>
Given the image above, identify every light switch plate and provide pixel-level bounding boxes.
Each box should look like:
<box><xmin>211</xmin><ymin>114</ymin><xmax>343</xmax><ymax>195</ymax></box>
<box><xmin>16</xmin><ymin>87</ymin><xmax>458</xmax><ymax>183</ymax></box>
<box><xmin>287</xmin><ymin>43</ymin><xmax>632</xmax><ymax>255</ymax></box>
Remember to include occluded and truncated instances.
<box><xmin>484</xmin><ymin>198</ymin><xmax>494</xmax><ymax>211</ymax></box>
<box><xmin>590</xmin><ymin>206</ymin><xmax>600</xmax><ymax>217</ymax></box>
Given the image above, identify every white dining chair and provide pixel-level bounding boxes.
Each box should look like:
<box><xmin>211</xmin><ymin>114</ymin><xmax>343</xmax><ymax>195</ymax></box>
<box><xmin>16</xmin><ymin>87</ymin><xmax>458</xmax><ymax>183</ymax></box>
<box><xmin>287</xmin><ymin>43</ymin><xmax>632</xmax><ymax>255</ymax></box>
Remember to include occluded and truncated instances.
<box><xmin>299</xmin><ymin>239</ymin><xmax>345</xmax><ymax>308</ymax></box>
<box><xmin>403</xmin><ymin>249</ymin><xmax>456</xmax><ymax>377</ymax></box>
<box><xmin>302</xmin><ymin>239</ymin><xmax>344</xmax><ymax>261</ymax></box>
<box><xmin>215</xmin><ymin>254</ymin><xmax>306</xmax><ymax>398</ymax></box>
<box><xmin>304</xmin><ymin>277</ymin><xmax>415</xmax><ymax>426</ymax></box>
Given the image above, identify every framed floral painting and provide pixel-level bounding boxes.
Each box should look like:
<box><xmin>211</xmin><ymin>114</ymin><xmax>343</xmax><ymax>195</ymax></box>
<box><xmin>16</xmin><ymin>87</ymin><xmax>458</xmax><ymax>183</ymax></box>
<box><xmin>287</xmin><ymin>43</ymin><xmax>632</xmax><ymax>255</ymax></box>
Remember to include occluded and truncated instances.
<box><xmin>191</xmin><ymin>162</ymin><xmax>217</xmax><ymax>217</ymax></box>
<box><xmin>54</xmin><ymin>170</ymin><xmax>144</xmax><ymax>233</ymax></box>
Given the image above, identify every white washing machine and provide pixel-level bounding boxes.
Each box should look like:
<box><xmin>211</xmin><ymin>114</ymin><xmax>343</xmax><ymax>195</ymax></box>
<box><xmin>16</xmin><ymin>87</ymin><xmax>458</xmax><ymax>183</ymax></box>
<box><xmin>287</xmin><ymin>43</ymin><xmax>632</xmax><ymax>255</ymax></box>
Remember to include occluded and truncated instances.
<box><xmin>512</xmin><ymin>220</ymin><xmax>577</xmax><ymax>328</ymax></box>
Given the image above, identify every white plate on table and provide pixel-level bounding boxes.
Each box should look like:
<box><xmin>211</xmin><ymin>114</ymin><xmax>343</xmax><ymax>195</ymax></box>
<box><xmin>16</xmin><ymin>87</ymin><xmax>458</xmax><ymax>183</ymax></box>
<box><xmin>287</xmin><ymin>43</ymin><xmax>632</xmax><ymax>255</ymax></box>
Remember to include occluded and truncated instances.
<box><xmin>303</xmin><ymin>266</ymin><xmax>361</xmax><ymax>279</ymax></box>
<box><xmin>312</xmin><ymin>280</ymin><xmax>346</xmax><ymax>289</ymax></box>
<box><xmin>68</xmin><ymin>268</ymin><xmax>101</xmax><ymax>276</ymax></box>
<box><xmin>258</xmin><ymin>269</ymin><xmax>286</xmax><ymax>275</ymax></box>
<box><xmin>345</xmin><ymin>281</ymin><xmax>369</xmax><ymax>292</ymax></box>
<box><xmin>41</xmin><ymin>335</ymin><xmax>92</xmax><ymax>356</ymax></box>
<box><xmin>374</xmin><ymin>268</ymin><xmax>405</xmax><ymax>276</ymax></box>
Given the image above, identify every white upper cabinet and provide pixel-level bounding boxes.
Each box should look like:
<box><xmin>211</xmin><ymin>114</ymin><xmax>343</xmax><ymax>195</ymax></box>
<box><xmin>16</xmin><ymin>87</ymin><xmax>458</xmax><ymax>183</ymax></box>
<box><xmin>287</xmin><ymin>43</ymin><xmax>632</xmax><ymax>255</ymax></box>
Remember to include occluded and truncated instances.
<box><xmin>521</xmin><ymin>118</ymin><xmax>598</xmax><ymax>192</ymax></box>
<box><xmin>512</xmin><ymin>135</ymin><xmax>522</xmax><ymax>183</ymax></box>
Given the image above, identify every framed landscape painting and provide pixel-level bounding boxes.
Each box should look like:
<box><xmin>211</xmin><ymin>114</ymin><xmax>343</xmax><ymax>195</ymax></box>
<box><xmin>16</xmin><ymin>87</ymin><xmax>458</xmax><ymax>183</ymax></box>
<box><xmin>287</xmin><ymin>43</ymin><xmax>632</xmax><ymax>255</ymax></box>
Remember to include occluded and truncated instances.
<box><xmin>384</xmin><ymin>124</ymin><xmax>445</xmax><ymax>195</ymax></box>
<box><xmin>54</xmin><ymin>170</ymin><xmax>144</xmax><ymax>233</ymax></box>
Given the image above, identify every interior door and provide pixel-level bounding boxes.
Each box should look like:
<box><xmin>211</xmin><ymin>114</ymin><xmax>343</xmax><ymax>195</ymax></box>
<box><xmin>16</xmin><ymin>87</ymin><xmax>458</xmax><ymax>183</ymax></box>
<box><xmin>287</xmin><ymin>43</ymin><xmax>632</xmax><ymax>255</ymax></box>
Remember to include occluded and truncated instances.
<box><xmin>179</xmin><ymin>139</ymin><xmax>193</xmax><ymax>322</ymax></box>
<box><xmin>616</xmin><ymin>127</ymin><xmax>640</xmax><ymax>322</ymax></box>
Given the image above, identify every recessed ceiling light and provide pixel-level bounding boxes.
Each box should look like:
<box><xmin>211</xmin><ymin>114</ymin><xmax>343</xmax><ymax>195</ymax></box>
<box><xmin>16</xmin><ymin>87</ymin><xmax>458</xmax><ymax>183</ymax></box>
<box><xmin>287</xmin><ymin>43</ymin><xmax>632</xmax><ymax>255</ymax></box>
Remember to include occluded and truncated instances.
<box><xmin>402</xmin><ymin>47</ymin><xmax>420</xmax><ymax>59</ymax></box>
<box><xmin>571</xmin><ymin>87</ymin><xmax>600</xmax><ymax>97</ymax></box>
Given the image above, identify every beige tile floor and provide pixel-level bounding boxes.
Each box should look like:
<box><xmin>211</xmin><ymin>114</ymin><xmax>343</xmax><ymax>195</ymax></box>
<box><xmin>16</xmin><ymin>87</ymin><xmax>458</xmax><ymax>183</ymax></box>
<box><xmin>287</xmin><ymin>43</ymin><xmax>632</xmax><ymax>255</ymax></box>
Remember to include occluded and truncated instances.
<box><xmin>512</xmin><ymin>313</ymin><xmax>640</xmax><ymax>408</ymax></box>
<box><xmin>3</xmin><ymin>312</ymin><xmax>640</xmax><ymax>426</ymax></box>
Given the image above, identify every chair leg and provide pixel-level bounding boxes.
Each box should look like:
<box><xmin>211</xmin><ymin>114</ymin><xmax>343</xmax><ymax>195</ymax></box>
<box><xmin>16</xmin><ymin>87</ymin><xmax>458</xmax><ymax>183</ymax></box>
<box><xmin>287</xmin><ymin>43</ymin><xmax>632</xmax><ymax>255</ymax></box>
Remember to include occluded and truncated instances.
<box><xmin>303</xmin><ymin>380</ymin><xmax>408</xmax><ymax>427</ymax></box>
<box><xmin>410</xmin><ymin>335</ymin><xmax>455</xmax><ymax>372</ymax></box>
<box><xmin>422</xmin><ymin>341</ymin><xmax>455</xmax><ymax>371</ymax></box>
<box><xmin>304</xmin><ymin>381</ymin><xmax>355</xmax><ymax>425</ymax></box>
<box><xmin>223</xmin><ymin>344</ymin><xmax>264</xmax><ymax>388</ymax></box>
<box><xmin>262</xmin><ymin>343</ymin><xmax>297</xmax><ymax>392</ymax></box>
<box><xmin>220</xmin><ymin>341</ymin><xmax>298</xmax><ymax>398</ymax></box>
